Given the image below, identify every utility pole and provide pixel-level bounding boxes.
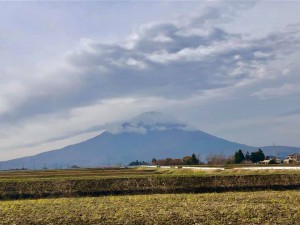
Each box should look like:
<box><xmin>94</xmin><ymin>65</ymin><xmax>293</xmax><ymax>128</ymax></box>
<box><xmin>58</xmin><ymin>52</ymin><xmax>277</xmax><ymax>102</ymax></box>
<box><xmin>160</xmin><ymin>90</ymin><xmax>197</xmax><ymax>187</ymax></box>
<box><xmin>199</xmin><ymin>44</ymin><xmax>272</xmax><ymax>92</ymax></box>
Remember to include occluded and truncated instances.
<box><xmin>273</xmin><ymin>142</ymin><xmax>278</xmax><ymax>158</ymax></box>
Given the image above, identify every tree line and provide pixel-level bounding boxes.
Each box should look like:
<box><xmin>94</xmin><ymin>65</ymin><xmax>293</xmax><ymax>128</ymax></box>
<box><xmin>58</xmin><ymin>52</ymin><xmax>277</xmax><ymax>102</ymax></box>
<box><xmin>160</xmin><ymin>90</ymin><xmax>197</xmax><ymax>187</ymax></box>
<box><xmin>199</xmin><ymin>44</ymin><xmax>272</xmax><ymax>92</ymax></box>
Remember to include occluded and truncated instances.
<box><xmin>234</xmin><ymin>149</ymin><xmax>265</xmax><ymax>164</ymax></box>
<box><xmin>128</xmin><ymin>153</ymin><xmax>200</xmax><ymax>166</ymax></box>
<box><xmin>128</xmin><ymin>149</ymin><xmax>268</xmax><ymax>166</ymax></box>
<box><xmin>151</xmin><ymin>153</ymin><xmax>200</xmax><ymax>166</ymax></box>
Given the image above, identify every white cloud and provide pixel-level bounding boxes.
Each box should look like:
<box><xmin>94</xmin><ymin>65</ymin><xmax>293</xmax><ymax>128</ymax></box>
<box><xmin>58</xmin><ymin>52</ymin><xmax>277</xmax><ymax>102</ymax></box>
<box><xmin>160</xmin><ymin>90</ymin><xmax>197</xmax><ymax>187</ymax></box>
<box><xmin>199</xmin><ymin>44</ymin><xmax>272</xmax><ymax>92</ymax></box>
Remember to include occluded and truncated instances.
<box><xmin>153</xmin><ymin>34</ymin><xmax>173</xmax><ymax>43</ymax></box>
<box><xmin>1</xmin><ymin>3</ymin><xmax>299</xmax><ymax>125</ymax></box>
<box><xmin>253</xmin><ymin>84</ymin><xmax>300</xmax><ymax>100</ymax></box>
<box><xmin>254</xmin><ymin>51</ymin><xmax>271</xmax><ymax>59</ymax></box>
<box><xmin>126</xmin><ymin>58</ymin><xmax>147</xmax><ymax>69</ymax></box>
<box><xmin>0</xmin><ymin>81</ymin><xmax>27</xmax><ymax>114</ymax></box>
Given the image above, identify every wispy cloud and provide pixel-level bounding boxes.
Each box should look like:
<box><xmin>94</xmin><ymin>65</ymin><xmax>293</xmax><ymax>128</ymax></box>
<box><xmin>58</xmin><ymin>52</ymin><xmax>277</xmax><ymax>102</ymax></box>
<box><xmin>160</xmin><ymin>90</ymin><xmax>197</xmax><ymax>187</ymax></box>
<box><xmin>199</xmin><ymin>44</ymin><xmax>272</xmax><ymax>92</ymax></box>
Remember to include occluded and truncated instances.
<box><xmin>253</xmin><ymin>84</ymin><xmax>300</xmax><ymax>100</ymax></box>
<box><xmin>1</xmin><ymin>4</ymin><xmax>299</xmax><ymax>125</ymax></box>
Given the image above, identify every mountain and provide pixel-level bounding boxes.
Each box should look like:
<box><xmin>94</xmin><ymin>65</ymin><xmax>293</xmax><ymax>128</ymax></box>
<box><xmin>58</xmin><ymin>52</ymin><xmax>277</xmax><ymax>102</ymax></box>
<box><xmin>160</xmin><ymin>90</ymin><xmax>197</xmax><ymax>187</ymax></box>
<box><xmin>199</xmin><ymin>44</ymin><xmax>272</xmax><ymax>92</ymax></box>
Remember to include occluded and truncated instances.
<box><xmin>0</xmin><ymin>112</ymin><xmax>299</xmax><ymax>169</ymax></box>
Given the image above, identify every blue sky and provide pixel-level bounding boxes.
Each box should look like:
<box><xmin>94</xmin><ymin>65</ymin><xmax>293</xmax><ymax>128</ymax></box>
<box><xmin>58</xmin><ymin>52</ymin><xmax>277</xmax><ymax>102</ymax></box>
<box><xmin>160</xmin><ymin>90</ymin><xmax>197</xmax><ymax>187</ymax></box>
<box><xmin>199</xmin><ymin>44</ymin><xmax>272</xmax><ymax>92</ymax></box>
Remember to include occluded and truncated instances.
<box><xmin>0</xmin><ymin>1</ymin><xmax>300</xmax><ymax>160</ymax></box>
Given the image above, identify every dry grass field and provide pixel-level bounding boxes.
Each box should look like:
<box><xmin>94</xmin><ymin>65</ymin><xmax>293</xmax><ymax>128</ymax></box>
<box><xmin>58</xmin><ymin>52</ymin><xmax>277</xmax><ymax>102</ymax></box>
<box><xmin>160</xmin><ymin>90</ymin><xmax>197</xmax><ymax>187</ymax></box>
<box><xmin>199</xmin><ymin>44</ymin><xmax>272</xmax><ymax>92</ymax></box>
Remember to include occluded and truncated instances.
<box><xmin>1</xmin><ymin>190</ymin><xmax>300</xmax><ymax>224</ymax></box>
<box><xmin>1</xmin><ymin>167</ymin><xmax>300</xmax><ymax>181</ymax></box>
<box><xmin>0</xmin><ymin>168</ymin><xmax>300</xmax><ymax>224</ymax></box>
<box><xmin>0</xmin><ymin>168</ymin><xmax>300</xmax><ymax>199</ymax></box>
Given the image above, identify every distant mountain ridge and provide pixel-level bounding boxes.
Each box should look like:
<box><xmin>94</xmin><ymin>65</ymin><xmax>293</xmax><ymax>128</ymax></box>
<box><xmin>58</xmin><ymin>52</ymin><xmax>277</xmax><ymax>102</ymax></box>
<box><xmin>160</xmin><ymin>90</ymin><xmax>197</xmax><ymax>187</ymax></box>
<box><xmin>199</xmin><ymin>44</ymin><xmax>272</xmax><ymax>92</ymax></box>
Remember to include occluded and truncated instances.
<box><xmin>0</xmin><ymin>112</ymin><xmax>299</xmax><ymax>169</ymax></box>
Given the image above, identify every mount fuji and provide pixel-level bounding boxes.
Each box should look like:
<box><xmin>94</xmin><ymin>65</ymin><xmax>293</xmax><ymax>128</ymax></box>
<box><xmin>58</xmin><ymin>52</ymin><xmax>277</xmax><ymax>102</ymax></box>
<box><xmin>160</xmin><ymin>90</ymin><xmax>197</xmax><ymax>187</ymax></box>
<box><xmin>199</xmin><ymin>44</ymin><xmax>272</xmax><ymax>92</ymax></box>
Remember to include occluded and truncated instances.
<box><xmin>0</xmin><ymin>112</ymin><xmax>298</xmax><ymax>169</ymax></box>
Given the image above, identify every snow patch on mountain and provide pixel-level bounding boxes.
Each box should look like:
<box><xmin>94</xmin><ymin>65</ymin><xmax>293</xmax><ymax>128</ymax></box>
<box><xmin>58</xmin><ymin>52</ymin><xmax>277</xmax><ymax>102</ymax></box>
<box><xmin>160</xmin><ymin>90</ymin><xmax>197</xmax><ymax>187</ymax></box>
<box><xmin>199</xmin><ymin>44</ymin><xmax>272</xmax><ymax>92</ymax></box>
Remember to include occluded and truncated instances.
<box><xmin>106</xmin><ymin>111</ymin><xmax>196</xmax><ymax>134</ymax></box>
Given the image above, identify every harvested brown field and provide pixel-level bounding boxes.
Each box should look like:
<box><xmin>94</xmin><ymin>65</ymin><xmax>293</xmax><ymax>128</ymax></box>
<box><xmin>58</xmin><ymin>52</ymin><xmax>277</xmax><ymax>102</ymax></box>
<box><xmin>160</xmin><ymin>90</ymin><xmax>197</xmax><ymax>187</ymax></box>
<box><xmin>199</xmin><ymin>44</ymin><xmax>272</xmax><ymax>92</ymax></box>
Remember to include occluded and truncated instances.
<box><xmin>1</xmin><ymin>190</ymin><xmax>300</xmax><ymax>224</ymax></box>
<box><xmin>0</xmin><ymin>168</ymin><xmax>300</xmax><ymax>199</ymax></box>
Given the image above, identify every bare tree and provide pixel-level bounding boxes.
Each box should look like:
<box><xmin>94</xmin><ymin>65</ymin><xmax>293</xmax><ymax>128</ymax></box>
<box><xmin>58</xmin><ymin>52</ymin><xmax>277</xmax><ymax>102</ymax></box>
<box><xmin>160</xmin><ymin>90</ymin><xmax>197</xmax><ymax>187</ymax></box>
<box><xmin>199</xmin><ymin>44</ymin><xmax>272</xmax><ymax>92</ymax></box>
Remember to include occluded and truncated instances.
<box><xmin>206</xmin><ymin>152</ymin><xmax>233</xmax><ymax>165</ymax></box>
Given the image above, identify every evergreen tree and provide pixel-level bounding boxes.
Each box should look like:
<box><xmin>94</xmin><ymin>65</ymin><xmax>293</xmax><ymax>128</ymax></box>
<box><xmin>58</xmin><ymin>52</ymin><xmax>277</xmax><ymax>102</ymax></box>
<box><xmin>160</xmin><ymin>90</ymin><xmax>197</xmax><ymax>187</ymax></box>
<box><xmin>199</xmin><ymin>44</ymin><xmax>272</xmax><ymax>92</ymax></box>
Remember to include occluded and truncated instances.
<box><xmin>151</xmin><ymin>158</ymin><xmax>157</xmax><ymax>165</ymax></box>
<box><xmin>128</xmin><ymin>160</ymin><xmax>149</xmax><ymax>166</ymax></box>
<box><xmin>250</xmin><ymin>152</ymin><xmax>258</xmax><ymax>163</ymax></box>
<box><xmin>245</xmin><ymin>151</ymin><xmax>251</xmax><ymax>161</ymax></box>
<box><xmin>234</xmin><ymin>149</ymin><xmax>245</xmax><ymax>164</ymax></box>
<box><xmin>250</xmin><ymin>149</ymin><xmax>265</xmax><ymax>163</ymax></box>
<box><xmin>190</xmin><ymin>153</ymin><xmax>199</xmax><ymax>165</ymax></box>
<box><xmin>257</xmin><ymin>148</ymin><xmax>265</xmax><ymax>162</ymax></box>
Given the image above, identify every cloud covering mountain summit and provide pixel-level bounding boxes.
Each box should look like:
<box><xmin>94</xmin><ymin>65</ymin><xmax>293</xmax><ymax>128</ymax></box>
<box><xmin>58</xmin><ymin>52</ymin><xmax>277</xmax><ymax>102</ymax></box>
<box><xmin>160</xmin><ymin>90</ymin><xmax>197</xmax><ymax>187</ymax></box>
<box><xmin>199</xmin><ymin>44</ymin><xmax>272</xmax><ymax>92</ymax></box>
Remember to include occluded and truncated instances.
<box><xmin>105</xmin><ymin>111</ymin><xmax>195</xmax><ymax>134</ymax></box>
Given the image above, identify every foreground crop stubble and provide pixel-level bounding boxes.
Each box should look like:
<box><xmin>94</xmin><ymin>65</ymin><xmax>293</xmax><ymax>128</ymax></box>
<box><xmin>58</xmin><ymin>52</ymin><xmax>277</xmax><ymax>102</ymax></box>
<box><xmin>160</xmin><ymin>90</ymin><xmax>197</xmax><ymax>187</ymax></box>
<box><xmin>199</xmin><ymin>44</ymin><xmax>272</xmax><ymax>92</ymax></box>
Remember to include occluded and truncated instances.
<box><xmin>0</xmin><ymin>191</ymin><xmax>300</xmax><ymax>224</ymax></box>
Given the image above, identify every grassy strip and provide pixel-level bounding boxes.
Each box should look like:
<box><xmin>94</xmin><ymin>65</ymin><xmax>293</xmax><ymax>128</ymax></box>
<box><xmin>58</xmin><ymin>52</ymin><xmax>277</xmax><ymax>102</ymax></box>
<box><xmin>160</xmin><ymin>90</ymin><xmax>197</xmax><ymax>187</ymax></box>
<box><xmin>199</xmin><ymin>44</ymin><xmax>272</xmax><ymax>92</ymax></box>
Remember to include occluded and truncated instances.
<box><xmin>1</xmin><ymin>173</ymin><xmax>300</xmax><ymax>199</ymax></box>
<box><xmin>1</xmin><ymin>191</ymin><xmax>300</xmax><ymax>224</ymax></box>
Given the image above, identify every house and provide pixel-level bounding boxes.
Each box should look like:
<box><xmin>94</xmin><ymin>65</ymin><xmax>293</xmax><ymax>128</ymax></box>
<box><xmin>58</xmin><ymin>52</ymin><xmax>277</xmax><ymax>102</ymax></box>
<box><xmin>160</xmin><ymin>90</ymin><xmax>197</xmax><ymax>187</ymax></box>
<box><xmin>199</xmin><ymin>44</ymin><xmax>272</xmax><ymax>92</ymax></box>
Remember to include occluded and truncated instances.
<box><xmin>283</xmin><ymin>154</ymin><xmax>300</xmax><ymax>164</ymax></box>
